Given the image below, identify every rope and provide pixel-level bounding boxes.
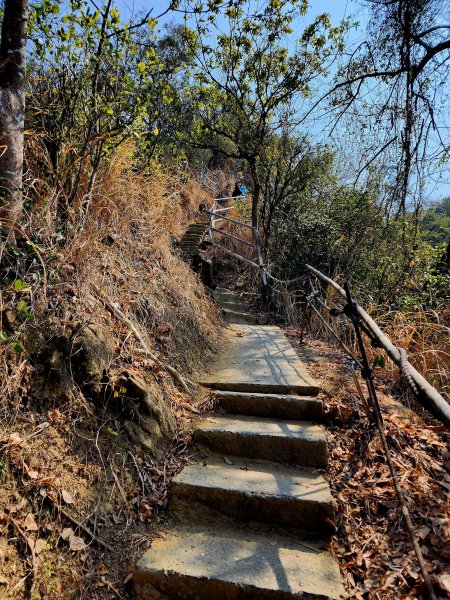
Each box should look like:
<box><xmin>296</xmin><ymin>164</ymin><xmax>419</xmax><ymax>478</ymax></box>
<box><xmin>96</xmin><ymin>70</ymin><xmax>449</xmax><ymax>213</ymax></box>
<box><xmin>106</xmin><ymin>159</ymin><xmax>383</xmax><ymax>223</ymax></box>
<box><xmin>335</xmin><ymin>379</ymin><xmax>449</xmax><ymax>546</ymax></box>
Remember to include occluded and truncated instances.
<box><xmin>398</xmin><ymin>347</ymin><xmax>420</xmax><ymax>397</ymax></box>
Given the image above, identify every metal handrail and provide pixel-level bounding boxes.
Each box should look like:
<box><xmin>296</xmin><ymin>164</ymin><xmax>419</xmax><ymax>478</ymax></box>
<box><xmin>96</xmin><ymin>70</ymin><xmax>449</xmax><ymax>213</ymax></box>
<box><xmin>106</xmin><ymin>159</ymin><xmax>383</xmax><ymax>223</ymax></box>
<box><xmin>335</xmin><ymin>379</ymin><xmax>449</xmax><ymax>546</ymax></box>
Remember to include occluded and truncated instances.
<box><xmin>207</xmin><ymin>195</ymin><xmax>268</xmax><ymax>291</ymax></box>
<box><xmin>207</xmin><ymin>211</ymin><xmax>254</xmax><ymax>230</ymax></box>
<box><xmin>213</xmin><ymin>195</ymin><xmax>246</xmax><ymax>202</ymax></box>
<box><xmin>305</xmin><ymin>264</ymin><xmax>450</xmax><ymax>427</ymax></box>
<box><xmin>211</xmin><ymin>228</ymin><xmax>257</xmax><ymax>247</ymax></box>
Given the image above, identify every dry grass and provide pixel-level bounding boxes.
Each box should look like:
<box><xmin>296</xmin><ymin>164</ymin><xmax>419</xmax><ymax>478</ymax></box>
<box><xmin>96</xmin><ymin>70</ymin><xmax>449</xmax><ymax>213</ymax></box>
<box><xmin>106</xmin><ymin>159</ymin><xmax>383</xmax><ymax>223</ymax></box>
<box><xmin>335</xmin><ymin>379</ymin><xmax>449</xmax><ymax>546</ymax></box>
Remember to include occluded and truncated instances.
<box><xmin>0</xmin><ymin>143</ymin><xmax>221</xmax><ymax>598</ymax></box>
<box><xmin>273</xmin><ymin>277</ymin><xmax>450</xmax><ymax>413</ymax></box>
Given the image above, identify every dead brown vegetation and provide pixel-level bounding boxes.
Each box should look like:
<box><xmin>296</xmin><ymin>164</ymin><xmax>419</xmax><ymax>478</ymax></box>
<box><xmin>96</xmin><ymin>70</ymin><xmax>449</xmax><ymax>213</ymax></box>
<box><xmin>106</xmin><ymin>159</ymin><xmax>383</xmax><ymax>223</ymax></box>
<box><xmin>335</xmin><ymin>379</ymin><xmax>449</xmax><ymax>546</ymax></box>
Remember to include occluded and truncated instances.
<box><xmin>287</xmin><ymin>331</ymin><xmax>450</xmax><ymax>600</ymax></box>
<box><xmin>0</xmin><ymin>145</ymin><xmax>221</xmax><ymax>598</ymax></box>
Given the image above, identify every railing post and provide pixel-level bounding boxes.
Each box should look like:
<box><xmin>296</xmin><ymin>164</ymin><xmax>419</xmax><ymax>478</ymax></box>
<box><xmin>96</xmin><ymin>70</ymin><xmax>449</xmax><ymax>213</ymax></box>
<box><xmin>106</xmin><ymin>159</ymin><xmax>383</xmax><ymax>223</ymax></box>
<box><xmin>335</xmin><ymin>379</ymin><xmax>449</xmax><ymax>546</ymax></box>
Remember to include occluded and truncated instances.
<box><xmin>252</xmin><ymin>227</ymin><xmax>269</xmax><ymax>294</ymax></box>
<box><xmin>208</xmin><ymin>209</ymin><xmax>216</xmax><ymax>258</ymax></box>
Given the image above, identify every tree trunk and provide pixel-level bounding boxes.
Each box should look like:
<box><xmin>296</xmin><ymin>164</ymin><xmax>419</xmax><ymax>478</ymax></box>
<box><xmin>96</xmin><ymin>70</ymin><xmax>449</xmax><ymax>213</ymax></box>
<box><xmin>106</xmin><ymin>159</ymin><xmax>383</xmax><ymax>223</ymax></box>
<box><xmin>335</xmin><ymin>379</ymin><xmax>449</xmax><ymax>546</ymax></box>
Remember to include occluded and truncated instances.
<box><xmin>250</xmin><ymin>162</ymin><xmax>260</xmax><ymax>229</ymax></box>
<box><xmin>0</xmin><ymin>0</ymin><xmax>28</xmax><ymax>234</ymax></box>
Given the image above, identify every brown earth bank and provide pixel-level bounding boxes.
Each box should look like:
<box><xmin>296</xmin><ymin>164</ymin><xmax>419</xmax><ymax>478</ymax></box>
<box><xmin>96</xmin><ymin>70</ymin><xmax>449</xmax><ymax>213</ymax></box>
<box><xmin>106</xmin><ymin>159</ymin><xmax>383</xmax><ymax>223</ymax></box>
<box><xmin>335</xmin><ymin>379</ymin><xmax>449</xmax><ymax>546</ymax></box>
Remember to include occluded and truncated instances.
<box><xmin>0</xmin><ymin>166</ymin><xmax>222</xmax><ymax>599</ymax></box>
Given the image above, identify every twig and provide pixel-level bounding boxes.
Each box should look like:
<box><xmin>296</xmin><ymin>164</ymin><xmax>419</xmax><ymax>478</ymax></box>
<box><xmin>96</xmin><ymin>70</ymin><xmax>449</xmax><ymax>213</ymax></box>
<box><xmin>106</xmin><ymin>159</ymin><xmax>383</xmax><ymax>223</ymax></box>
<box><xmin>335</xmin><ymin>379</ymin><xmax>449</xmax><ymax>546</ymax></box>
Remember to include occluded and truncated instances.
<box><xmin>11</xmin><ymin>518</ymin><xmax>36</xmax><ymax>595</ymax></box>
<box><xmin>128</xmin><ymin>450</ymin><xmax>146</xmax><ymax>497</ymax></box>
<box><xmin>110</xmin><ymin>461</ymin><xmax>128</xmax><ymax>505</ymax></box>
<box><xmin>49</xmin><ymin>499</ymin><xmax>114</xmax><ymax>552</ymax></box>
<box><xmin>92</xmin><ymin>290</ymin><xmax>193</xmax><ymax>397</ymax></box>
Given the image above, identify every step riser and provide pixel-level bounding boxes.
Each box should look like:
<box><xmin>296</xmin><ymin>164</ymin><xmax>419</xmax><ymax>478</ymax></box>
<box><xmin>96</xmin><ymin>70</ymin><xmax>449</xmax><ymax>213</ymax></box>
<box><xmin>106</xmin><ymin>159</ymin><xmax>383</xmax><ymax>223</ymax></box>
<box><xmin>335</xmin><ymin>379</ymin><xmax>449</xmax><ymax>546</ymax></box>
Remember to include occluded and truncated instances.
<box><xmin>193</xmin><ymin>430</ymin><xmax>327</xmax><ymax>468</ymax></box>
<box><xmin>214</xmin><ymin>293</ymin><xmax>243</xmax><ymax>303</ymax></box>
<box><xmin>135</xmin><ymin>574</ymin><xmax>318</xmax><ymax>600</ymax></box>
<box><xmin>170</xmin><ymin>485</ymin><xmax>334</xmax><ymax>532</ymax></box>
<box><xmin>218</xmin><ymin>301</ymin><xmax>249</xmax><ymax>312</ymax></box>
<box><xmin>223</xmin><ymin>311</ymin><xmax>258</xmax><ymax>325</ymax></box>
<box><xmin>215</xmin><ymin>392</ymin><xmax>324</xmax><ymax>421</ymax></box>
<box><xmin>222</xmin><ymin>310</ymin><xmax>269</xmax><ymax>325</ymax></box>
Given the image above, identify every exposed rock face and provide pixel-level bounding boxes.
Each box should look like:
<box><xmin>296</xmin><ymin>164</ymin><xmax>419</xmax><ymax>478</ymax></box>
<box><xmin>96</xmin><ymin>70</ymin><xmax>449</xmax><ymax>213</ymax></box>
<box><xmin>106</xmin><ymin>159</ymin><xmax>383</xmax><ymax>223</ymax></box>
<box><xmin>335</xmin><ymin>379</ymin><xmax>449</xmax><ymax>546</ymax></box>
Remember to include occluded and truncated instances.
<box><xmin>69</xmin><ymin>323</ymin><xmax>115</xmax><ymax>398</ymax></box>
<box><xmin>114</xmin><ymin>371</ymin><xmax>176</xmax><ymax>436</ymax></box>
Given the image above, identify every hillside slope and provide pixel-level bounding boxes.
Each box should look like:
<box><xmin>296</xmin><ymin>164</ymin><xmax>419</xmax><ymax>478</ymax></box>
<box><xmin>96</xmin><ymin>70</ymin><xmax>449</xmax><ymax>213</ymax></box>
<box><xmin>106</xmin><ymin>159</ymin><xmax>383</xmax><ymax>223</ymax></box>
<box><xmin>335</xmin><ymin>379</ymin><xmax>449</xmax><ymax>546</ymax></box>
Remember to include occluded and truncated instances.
<box><xmin>0</xmin><ymin>157</ymin><xmax>221</xmax><ymax>598</ymax></box>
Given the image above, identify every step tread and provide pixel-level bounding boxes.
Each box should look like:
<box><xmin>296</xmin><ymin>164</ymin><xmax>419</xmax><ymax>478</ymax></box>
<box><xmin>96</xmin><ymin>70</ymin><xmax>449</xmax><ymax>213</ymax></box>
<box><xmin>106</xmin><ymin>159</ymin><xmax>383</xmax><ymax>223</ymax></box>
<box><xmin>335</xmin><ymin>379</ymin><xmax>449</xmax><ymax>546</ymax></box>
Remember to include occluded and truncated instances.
<box><xmin>196</xmin><ymin>414</ymin><xmax>325</xmax><ymax>438</ymax></box>
<box><xmin>134</xmin><ymin>523</ymin><xmax>345</xmax><ymax>600</ymax></box>
<box><xmin>172</xmin><ymin>453</ymin><xmax>331</xmax><ymax>504</ymax></box>
<box><xmin>199</xmin><ymin>324</ymin><xmax>320</xmax><ymax>395</ymax></box>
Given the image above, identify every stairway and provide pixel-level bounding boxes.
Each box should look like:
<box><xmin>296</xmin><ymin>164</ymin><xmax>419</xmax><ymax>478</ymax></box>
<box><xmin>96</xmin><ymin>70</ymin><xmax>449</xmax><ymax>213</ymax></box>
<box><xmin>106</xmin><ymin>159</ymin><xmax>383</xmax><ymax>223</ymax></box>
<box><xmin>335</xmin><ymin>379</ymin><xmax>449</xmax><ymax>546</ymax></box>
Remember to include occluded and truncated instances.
<box><xmin>178</xmin><ymin>222</ymin><xmax>209</xmax><ymax>260</ymax></box>
<box><xmin>214</xmin><ymin>287</ymin><xmax>269</xmax><ymax>325</ymax></box>
<box><xmin>133</xmin><ymin>289</ymin><xmax>345</xmax><ymax>599</ymax></box>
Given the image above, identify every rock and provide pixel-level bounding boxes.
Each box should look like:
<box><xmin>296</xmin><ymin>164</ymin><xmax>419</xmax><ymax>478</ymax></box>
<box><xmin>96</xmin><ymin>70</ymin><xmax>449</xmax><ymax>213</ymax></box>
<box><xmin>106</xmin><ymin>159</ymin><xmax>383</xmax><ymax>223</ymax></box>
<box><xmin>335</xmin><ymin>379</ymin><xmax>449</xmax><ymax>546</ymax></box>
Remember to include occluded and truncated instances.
<box><xmin>125</xmin><ymin>421</ymin><xmax>166</xmax><ymax>458</ymax></box>
<box><xmin>114</xmin><ymin>371</ymin><xmax>175</xmax><ymax>437</ymax></box>
<box><xmin>69</xmin><ymin>323</ymin><xmax>115</xmax><ymax>398</ymax></box>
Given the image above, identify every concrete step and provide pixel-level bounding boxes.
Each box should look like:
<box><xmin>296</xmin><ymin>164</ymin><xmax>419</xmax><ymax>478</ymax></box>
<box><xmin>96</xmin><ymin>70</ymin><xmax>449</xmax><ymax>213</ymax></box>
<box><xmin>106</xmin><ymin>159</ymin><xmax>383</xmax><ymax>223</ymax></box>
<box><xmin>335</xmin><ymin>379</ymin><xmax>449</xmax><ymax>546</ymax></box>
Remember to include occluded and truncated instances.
<box><xmin>199</xmin><ymin>324</ymin><xmax>320</xmax><ymax>395</ymax></box>
<box><xmin>193</xmin><ymin>414</ymin><xmax>327</xmax><ymax>467</ymax></box>
<box><xmin>134</xmin><ymin>523</ymin><xmax>345</xmax><ymax>600</ymax></box>
<box><xmin>214</xmin><ymin>390</ymin><xmax>324</xmax><ymax>421</ymax></box>
<box><xmin>218</xmin><ymin>299</ymin><xmax>250</xmax><ymax>312</ymax></box>
<box><xmin>222</xmin><ymin>308</ymin><xmax>258</xmax><ymax>324</ymax></box>
<box><xmin>214</xmin><ymin>287</ymin><xmax>244</xmax><ymax>303</ymax></box>
<box><xmin>170</xmin><ymin>453</ymin><xmax>334</xmax><ymax>531</ymax></box>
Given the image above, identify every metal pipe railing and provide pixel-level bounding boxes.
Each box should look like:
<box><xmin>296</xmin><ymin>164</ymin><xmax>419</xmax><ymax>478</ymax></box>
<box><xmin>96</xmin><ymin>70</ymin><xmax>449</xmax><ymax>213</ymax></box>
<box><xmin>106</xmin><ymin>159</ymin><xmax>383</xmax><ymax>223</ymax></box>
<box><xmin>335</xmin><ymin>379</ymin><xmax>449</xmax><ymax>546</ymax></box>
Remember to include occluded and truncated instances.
<box><xmin>211</xmin><ymin>228</ymin><xmax>256</xmax><ymax>247</ymax></box>
<box><xmin>207</xmin><ymin>210</ymin><xmax>254</xmax><ymax>230</ymax></box>
<box><xmin>306</xmin><ymin>264</ymin><xmax>450</xmax><ymax>427</ymax></box>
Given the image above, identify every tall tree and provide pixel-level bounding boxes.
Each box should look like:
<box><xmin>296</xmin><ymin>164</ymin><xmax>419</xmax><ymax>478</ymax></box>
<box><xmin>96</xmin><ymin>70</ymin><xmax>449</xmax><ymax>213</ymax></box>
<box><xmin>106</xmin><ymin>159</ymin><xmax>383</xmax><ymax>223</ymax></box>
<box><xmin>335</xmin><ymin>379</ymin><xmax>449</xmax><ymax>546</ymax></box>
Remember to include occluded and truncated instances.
<box><xmin>330</xmin><ymin>0</ymin><xmax>450</xmax><ymax>216</ymax></box>
<box><xmin>185</xmin><ymin>0</ymin><xmax>345</xmax><ymax>228</ymax></box>
<box><xmin>0</xmin><ymin>0</ymin><xmax>28</xmax><ymax>235</ymax></box>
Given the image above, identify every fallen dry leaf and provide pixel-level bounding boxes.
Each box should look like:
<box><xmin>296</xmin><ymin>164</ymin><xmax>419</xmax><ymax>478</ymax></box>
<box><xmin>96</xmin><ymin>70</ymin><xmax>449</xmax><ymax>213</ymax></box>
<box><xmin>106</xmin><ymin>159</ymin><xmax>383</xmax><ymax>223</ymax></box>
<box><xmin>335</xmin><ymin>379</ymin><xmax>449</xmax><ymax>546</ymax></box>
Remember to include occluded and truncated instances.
<box><xmin>61</xmin><ymin>527</ymin><xmax>74</xmax><ymax>540</ymax></box>
<box><xmin>223</xmin><ymin>456</ymin><xmax>234</xmax><ymax>465</ymax></box>
<box><xmin>61</xmin><ymin>489</ymin><xmax>75</xmax><ymax>504</ymax></box>
<box><xmin>33</xmin><ymin>539</ymin><xmax>47</xmax><ymax>554</ymax></box>
<box><xmin>8</xmin><ymin>497</ymin><xmax>27</xmax><ymax>513</ymax></box>
<box><xmin>24</xmin><ymin>513</ymin><xmax>38</xmax><ymax>531</ymax></box>
<box><xmin>437</xmin><ymin>573</ymin><xmax>450</xmax><ymax>593</ymax></box>
<box><xmin>69</xmin><ymin>535</ymin><xmax>87</xmax><ymax>551</ymax></box>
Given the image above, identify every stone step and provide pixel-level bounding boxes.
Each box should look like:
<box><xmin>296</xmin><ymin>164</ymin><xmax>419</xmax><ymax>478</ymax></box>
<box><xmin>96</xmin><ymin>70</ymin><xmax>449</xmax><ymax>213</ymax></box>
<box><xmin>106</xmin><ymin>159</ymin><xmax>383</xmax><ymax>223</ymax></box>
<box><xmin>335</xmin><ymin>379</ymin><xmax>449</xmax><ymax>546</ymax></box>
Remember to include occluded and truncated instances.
<box><xmin>134</xmin><ymin>523</ymin><xmax>345</xmax><ymax>600</ymax></box>
<box><xmin>180</xmin><ymin>236</ymin><xmax>203</xmax><ymax>242</ymax></box>
<box><xmin>170</xmin><ymin>453</ymin><xmax>334</xmax><ymax>531</ymax></box>
<box><xmin>199</xmin><ymin>324</ymin><xmax>320</xmax><ymax>395</ymax></box>
<box><xmin>193</xmin><ymin>414</ymin><xmax>327</xmax><ymax>467</ymax></box>
<box><xmin>222</xmin><ymin>308</ymin><xmax>258</xmax><ymax>324</ymax></box>
<box><xmin>214</xmin><ymin>288</ymin><xmax>243</xmax><ymax>303</ymax></box>
<box><xmin>218</xmin><ymin>299</ymin><xmax>250</xmax><ymax>312</ymax></box>
<box><xmin>214</xmin><ymin>390</ymin><xmax>324</xmax><ymax>421</ymax></box>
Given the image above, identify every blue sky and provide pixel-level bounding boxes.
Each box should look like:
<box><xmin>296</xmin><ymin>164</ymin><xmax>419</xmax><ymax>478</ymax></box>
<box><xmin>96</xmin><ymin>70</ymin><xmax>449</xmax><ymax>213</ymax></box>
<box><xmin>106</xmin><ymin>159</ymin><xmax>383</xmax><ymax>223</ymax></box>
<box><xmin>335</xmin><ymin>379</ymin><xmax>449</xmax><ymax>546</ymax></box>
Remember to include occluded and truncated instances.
<box><xmin>115</xmin><ymin>0</ymin><xmax>448</xmax><ymax>201</ymax></box>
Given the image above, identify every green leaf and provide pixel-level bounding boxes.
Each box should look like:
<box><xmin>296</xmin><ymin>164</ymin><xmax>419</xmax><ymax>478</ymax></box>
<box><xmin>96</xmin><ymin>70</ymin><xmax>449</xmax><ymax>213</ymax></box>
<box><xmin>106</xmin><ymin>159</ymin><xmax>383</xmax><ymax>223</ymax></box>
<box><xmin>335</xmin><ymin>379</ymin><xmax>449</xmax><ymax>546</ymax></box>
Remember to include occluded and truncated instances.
<box><xmin>13</xmin><ymin>341</ymin><xmax>24</xmax><ymax>354</ymax></box>
<box><xmin>14</xmin><ymin>279</ymin><xmax>29</xmax><ymax>291</ymax></box>
<box><xmin>373</xmin><ymin>355</ymin><xmax>385</xmax><ymax>369</ymax></box>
